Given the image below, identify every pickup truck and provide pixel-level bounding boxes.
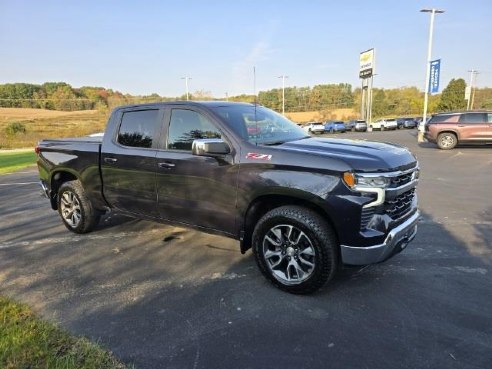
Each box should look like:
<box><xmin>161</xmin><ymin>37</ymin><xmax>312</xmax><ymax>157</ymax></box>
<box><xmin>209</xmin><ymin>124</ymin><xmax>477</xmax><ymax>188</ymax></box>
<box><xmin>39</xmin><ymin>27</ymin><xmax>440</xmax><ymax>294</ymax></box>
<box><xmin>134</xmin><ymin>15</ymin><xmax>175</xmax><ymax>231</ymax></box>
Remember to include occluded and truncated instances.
<box><xmin>36</xmin><ymin>101</ymin><xmax>420</xmax><ymax>294</ymax></box>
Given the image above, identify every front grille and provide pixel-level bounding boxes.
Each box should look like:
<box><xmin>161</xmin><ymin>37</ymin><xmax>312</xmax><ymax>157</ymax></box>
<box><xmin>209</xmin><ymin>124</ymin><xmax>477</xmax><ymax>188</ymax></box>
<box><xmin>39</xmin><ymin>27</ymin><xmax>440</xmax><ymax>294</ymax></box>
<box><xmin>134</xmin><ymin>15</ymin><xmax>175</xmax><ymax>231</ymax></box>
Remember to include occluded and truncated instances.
<box><xmin>385</xmin><ymin>188</ymin><xmax>416</xmax><ymax>220</ymax></box>
<box><xmin>389</xmin><ymin>172</ymin><xmax>413</xmax><ymax>188</ymax></box>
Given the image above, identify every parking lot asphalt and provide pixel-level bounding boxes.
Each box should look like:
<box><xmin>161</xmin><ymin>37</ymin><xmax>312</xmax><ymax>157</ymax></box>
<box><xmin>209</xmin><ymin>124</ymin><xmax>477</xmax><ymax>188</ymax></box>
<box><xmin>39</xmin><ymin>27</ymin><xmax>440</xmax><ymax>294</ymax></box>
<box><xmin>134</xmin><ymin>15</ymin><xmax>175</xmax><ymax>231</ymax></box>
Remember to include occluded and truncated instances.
<box><xmin>1</xmin><ymin>129</ymin><xmax>491</xmax><ymax>369</ymax></box>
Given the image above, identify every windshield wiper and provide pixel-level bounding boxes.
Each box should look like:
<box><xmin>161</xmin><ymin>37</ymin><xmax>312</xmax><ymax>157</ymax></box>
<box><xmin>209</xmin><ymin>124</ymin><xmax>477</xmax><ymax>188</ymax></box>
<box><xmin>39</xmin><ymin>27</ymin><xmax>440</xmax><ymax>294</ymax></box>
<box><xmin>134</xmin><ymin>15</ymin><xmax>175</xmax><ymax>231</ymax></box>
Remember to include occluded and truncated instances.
<box><xmin>262</xmin><ymin>136</ymin><xmax>311</xmax><ymax>145</ymax></box>
<box><xmin>262</xmin><ymin>140</ymin><xmax>286</xmax><ymax>146</ymax></box>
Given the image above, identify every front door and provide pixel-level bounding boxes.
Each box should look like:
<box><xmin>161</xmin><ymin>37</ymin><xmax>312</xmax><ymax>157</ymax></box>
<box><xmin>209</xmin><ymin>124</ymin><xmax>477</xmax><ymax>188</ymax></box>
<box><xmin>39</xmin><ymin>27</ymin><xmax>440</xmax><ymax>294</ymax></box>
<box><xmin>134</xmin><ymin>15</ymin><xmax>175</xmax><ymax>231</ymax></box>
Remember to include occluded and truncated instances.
<box><xmin>155</xmin><ymin>107</ymin><xmax>238</xmax><ymax>235</ymax></box>
<box><xmin>458</xmin><ymin>113</ymin><xmax>491</xmax><ymax>141</ymax></box>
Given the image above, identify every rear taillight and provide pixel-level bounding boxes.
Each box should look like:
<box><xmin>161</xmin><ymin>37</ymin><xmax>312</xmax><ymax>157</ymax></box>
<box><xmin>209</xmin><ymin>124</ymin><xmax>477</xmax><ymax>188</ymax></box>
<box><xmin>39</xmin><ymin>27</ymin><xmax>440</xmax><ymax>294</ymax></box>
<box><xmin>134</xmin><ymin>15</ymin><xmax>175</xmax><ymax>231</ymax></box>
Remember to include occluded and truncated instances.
<box><xmin>35</xmin><ymin>146</ymin><xmax>40</xmax><ymax>155</ymax></box>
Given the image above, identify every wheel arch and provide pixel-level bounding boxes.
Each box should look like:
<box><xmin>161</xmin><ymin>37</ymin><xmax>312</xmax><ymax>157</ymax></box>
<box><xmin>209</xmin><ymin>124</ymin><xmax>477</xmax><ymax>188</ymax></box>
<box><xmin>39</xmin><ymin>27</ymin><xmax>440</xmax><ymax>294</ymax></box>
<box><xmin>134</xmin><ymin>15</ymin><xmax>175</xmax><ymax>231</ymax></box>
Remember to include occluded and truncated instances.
<box><xmin>49</xmin><ymin>170</ymin><xmax>79</xmax><ymax>210</ymax></box>
<box><xmin>437</xmin><ymin>130</ymin><xmax>459</xmax><ymax>140</ymax></box>
<box><xmin>240</xmin><ymin>194</ymin><xmax>339</xmax><ymax>254</ymax></box>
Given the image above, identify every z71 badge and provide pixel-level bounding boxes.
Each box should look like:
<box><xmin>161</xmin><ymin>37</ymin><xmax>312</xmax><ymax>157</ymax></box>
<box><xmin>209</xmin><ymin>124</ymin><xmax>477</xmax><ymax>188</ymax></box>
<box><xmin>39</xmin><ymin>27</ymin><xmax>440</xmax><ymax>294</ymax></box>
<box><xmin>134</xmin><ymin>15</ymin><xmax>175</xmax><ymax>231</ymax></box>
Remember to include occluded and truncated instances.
<box><xmin>246</xmin><ymin>152</ymin><xmax>272</xmax><ymax>161</ymax></box>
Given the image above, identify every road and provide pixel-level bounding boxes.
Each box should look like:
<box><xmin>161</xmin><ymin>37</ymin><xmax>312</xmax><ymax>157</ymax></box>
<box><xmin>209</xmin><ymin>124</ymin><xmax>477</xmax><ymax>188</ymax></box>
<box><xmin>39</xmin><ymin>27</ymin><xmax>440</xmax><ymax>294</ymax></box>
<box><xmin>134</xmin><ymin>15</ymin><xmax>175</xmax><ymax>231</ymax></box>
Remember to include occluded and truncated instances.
<box><xmin>1</xmin><ymin>129</ymin><xmax>491</xmax><ymax>369</ymax></box>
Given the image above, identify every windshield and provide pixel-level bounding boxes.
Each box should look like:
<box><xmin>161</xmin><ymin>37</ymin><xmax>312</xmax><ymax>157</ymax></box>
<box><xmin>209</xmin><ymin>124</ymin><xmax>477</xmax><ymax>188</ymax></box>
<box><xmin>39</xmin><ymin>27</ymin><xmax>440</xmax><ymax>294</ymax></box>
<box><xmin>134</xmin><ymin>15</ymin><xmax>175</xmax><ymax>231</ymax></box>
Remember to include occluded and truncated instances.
<box><xmin>211</xmin><ymin>104</ymin><xmax>308</xmax><ymax>145</ymax></box>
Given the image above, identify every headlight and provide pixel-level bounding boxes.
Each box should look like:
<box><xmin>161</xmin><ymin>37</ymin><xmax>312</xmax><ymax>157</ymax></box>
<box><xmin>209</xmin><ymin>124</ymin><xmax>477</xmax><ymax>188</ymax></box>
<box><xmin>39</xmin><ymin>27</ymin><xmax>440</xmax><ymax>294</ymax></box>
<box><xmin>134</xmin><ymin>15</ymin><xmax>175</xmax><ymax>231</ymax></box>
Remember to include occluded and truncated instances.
<box><xmin>356</xmin><ymin>175</ymin><xmax>390</xmax><ymax>188</ymax></box>
<box><xmin>343</xmin><ymin>172</ymin><xmax>388</xmax><ymax>207</ymax></box>
<box><xmin>342</xmin><ymin>172</ymin><xmax>390</xmax><ymax>189</ymax></box>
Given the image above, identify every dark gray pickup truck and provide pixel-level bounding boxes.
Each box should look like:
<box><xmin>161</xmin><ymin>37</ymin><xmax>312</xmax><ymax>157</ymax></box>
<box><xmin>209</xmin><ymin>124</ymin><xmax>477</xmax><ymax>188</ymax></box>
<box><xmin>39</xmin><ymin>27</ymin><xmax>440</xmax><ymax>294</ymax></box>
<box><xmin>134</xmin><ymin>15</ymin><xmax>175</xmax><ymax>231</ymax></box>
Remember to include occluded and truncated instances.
<box><xmin>37</xmin><ymin>101</ymin><xmax>420</xmax><ymax>294</ymax></box>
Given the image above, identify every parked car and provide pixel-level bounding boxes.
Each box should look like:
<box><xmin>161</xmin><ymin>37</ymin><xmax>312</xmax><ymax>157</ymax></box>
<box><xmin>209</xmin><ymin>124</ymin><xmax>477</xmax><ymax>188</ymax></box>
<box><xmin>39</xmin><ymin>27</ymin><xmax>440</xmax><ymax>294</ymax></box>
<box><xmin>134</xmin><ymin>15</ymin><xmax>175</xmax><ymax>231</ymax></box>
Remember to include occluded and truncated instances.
<box><xmin>324</xmin><ymin>121</ymin><xmax>346</xmax><ymax>133</ymax></box>
<box><xmin>303</xmin><ymin>122</ymin><xmax>325</xmax><ymax>135</ymax></box>
<box><xmin>370</xmin><ymin>118</ymin><xmax>398</xmax><ymax>131</ymax></box>
<box><xmin>397</xmin><ymin>118</ymin><xmax>417</xmax><ymax>129</ymax></box>
<box><xmin>424</xmin><ymin>111</ymin><xmax>492</xmax><ymax>149</ymax></box>
<box><xmin>36</xmin><ymin>101</ymin><xmax>420</xmax><ymax>294</ymax></box>
<box><xmin>346</xmin><ymin>120</ymin><xmax>368</xmax><ymax>132</ymax></box>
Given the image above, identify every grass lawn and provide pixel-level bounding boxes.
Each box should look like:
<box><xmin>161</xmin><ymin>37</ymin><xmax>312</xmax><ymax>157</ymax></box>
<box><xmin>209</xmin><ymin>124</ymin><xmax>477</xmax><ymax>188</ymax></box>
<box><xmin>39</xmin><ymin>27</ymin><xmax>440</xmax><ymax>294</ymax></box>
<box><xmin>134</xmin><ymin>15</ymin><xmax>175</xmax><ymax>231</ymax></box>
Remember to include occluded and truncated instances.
<box><xmin>0</xmin><ymin>150</ymin><xmax>37</xmax><ymax>174</ymax></box>
<box><xmin>0</xmin><ymin>296</ymin><xmax>131</xmax><ymax>369</ymax></box>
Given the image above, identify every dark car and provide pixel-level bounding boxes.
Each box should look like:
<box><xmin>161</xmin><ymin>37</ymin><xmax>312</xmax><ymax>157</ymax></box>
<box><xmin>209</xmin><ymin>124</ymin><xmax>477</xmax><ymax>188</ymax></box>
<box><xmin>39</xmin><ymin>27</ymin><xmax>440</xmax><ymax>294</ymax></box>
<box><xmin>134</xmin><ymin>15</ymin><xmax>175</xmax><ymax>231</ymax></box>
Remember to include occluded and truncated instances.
<box><xmin>346</xmin><ymin>119</ymin><xmax>368</xmax><ymax>132</ymax></box>
<box><xmin>36</xmin><ymin>101</ymin><xmax>420</xmax><ymax>294</ymax></box>
<box><xmin>424</xmin><ymin>111</ymin><xmax>492</xmax><ymax>149</ymax></box>
<box><xmin>397</xmin><ymin>118</ymin><xmax>417</xmax><ymax>129</ymax></box>
<box><xmin>324</xmin><ymin>121</ymin><xmax>346</xmax><ymax>133</ymax></box>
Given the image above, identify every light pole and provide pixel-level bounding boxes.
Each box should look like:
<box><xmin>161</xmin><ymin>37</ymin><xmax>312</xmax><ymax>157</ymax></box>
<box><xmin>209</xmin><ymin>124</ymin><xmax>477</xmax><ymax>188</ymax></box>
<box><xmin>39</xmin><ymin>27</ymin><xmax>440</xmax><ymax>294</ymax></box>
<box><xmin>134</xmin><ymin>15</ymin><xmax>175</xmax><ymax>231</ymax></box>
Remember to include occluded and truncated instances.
<box><xmin>181</xmin><ymin>76</ymin><xmax>192</xmax><ymax>100</ymax></box>
<box><xmin>278</xmin><ymin>75</ymin><xmax>289</xmax><ymax>115</ymax></box>
<box><xmin>368</xmin><ymin>74</ymin><xmax>377</xmax><ymax>125</ymax></box>
<box><xmin>467</xmin><ymin>70</ymin><xmax>478</xmax><ymax>110</ymax></box>
<box><xmin>419</xmin><ymin>8</ymin><xmax>444</xmax><ymax>142</ymax></box>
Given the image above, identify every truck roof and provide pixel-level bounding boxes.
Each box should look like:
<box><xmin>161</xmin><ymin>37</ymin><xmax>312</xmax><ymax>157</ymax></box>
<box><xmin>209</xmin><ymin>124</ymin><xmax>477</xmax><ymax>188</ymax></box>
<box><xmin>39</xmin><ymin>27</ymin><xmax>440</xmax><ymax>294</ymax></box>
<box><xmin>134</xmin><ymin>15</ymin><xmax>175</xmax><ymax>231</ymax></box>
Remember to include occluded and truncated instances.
<box><xmin>113</xmin><ymin>101</ymin><xmax>257</xmax><ymax>111</ymax></box>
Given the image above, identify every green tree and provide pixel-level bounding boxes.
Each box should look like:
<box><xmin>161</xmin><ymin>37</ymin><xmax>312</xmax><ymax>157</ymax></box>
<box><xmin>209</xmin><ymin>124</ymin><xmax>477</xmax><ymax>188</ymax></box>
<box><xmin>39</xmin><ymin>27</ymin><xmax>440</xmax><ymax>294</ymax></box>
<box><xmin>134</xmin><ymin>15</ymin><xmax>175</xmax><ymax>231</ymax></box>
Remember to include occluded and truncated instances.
<box><xmin>437</xmin><ymin>78</ymin><xmax>466</xmax><ymax>111</ymax></box>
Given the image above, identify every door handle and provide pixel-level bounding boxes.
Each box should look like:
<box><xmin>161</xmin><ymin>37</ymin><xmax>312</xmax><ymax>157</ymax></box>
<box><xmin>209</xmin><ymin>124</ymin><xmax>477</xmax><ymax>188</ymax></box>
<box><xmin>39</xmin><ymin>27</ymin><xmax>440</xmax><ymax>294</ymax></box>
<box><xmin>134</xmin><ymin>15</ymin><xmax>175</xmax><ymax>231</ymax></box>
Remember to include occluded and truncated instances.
<box><xmin>104</xmin><ymin>157</ymin><xmax>118</xmax><ymax>164</ymax></box>
<box><xmin>158</xmin><ymin>162</ymin><xmax>176</xmax><ymax>169</ymax></box>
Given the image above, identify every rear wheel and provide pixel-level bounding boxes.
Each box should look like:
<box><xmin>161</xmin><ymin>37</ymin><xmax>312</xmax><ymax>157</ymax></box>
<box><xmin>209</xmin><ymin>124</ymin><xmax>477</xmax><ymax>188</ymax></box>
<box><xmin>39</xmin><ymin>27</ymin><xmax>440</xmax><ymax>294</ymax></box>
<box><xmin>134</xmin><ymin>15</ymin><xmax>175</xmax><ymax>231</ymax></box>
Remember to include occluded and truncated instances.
<box><xmin>252</xmin><ymin>206</ymin><xmax>338</xmax><ymax>294</ymax></box>
<box><xmin>437</xmin><ymin>132</ymin><xmax>457</xmax><ymax>150</ymax></box>
<box><xmin>57</xmin><ymin>180</ymin><xmax>100</xmax><ymax>233</ymax></box>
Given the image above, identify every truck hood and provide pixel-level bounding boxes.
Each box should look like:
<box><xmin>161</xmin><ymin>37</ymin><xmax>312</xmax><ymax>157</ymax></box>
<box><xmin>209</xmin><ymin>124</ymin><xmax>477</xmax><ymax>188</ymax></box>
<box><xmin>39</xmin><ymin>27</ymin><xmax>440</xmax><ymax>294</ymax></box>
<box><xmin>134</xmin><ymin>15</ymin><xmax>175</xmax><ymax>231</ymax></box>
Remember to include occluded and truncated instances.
<box><xmin>279</xmin><ymin>137</ymin><xmax>417</xmax><ymax>172</ymax></box>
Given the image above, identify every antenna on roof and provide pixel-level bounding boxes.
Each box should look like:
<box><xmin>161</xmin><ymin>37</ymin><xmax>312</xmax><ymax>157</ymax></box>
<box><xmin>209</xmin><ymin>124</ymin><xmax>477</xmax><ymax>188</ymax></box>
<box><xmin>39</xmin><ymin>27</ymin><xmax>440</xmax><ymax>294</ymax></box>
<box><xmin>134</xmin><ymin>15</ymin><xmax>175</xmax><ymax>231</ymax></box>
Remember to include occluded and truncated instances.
<box><xmin>253</xmin><ymin>66</ymin><xmax>258</xmax><ymax>104</ymax></box>
<box><xmin>254</xmin><ymin>66</ymin><xmax>258</xmax><ymax>146</ymax></box>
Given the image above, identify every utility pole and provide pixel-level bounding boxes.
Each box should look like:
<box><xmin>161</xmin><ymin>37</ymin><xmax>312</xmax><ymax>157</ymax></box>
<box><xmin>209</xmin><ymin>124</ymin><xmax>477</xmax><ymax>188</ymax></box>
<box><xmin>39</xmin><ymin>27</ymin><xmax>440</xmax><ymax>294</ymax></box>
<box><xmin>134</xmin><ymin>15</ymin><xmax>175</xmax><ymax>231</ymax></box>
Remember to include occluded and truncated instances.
<box><xmin>467</xmin><ymin>70</ymin><xmax>478</xmax><ymax>110</ymax></box>
<box><xmin>278</xmin><ymin>75</ymin><xmax>289</xmax><ymax>115</ymax></box>
<box><xmin>181</xmin><ymin>76</ymin><xmax>192</xmax><ymax>100</ymax></box>
<box><xmin>419</xmin><ymin>8</ymin><xmax>444</xmax><ymax>142</ymax></box>
<box><xmin>368</xmin><ymin>74</ymin><xmax>376</xmax><ymax>125</ymax></box>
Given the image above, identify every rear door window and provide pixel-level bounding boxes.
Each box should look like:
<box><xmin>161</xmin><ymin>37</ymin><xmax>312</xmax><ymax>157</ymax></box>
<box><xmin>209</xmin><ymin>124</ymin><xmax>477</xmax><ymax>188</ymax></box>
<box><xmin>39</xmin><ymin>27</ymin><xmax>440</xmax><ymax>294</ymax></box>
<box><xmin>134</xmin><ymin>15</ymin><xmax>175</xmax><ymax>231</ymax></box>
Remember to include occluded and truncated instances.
<box><xmin>429</xmin><ymin>114</ymin><xmax>459</xmax><ymax>123</ymax></box>
<box><xmin>117</xmin><ymin>109</ymin><xmax>160</xmax><ymax>148</ymax></box>
<box><xmin>459</xmin><ymin>113</ymin><xmax>486</xmax><ymax>124</ymax></box>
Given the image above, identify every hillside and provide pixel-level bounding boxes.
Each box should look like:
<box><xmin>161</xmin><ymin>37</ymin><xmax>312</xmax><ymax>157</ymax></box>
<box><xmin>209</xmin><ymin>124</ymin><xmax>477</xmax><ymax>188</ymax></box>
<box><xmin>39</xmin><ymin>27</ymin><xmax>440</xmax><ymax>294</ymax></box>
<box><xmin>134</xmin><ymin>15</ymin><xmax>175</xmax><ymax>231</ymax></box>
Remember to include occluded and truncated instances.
<box><xmin>0</xmin><ymin>108</ymin><xmax>108</xmax><ymax>149</ymax></box>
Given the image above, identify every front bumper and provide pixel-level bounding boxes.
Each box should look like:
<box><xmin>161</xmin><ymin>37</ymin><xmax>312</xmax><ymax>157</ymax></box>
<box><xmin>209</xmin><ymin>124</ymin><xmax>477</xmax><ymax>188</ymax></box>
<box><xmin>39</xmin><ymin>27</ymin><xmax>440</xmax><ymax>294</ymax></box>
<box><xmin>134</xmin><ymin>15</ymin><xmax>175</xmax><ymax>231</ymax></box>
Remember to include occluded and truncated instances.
<box><xmin>340</xmin><ymin>211</ymin><xmax>420</xmax><ymax>265</ymax></box>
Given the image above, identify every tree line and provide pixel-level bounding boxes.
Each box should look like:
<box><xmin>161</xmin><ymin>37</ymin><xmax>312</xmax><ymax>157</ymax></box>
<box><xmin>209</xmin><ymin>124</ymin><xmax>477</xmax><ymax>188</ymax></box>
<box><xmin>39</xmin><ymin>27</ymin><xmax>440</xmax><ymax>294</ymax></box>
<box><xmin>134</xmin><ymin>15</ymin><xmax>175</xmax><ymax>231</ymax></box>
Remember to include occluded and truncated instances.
<box><xmin>1</xmin><ymin>80</ymin><xmax>491</xmax><ymax>117</ymax></box>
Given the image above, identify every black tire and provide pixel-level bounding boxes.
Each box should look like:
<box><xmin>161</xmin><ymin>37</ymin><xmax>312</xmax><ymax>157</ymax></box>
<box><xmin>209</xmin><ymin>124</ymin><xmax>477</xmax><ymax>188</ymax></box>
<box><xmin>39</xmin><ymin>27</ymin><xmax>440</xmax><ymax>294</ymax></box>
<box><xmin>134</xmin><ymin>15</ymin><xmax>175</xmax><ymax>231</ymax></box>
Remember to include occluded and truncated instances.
<box><xmin>57</xmin><ymin>180</ymin><xmax>100</xmax><ymax>233</ymax></box>
<box><xmin>252</xmin><ymin>206</ymin><xmax>338</xmax><ymax>294</ymax></box>
<box><xmin>381</xmin><ymin>125</ymin><xmax>385</xmax><ymax>131</ymax></box>
<box><xmin>437</xmin><ymin>132</ymin><xmax>457</xmax><ymax>150</ymax></box>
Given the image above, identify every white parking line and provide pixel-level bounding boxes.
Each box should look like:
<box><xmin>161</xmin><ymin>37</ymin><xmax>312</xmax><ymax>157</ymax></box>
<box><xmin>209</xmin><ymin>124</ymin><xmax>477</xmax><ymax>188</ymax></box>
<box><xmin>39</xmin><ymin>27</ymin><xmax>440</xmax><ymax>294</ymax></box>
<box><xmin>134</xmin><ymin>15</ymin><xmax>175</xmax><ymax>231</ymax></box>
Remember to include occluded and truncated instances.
<box><xmin>0</xmin><ymin>228</ymin><xmax>164</xmax><ymax>250</ymax></box>
<box><xmin>0</xmin><ymin>182</ymin><xmax>39</xmax><ymax>186</ymax></box>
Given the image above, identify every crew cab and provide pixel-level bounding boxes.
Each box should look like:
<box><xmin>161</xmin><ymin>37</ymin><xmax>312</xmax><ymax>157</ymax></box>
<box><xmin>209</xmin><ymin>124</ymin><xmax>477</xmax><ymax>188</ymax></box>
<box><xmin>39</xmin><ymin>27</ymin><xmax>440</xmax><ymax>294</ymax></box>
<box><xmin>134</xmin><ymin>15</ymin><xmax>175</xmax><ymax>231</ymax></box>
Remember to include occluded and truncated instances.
<box><xmin>37</xmin><ymin>102</ymin><xmax>420</xmax><ymax>294</ymax></box>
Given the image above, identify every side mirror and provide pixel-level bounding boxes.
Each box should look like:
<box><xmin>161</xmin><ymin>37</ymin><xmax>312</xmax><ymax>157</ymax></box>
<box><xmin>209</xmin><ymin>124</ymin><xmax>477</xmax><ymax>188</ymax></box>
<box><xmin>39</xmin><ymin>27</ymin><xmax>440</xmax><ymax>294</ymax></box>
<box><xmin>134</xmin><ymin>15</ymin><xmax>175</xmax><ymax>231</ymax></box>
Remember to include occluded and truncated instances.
<box><xmin>192</xmin><ymin>139</ymin><xmax>230</xmax><ymax>156</ymax></box>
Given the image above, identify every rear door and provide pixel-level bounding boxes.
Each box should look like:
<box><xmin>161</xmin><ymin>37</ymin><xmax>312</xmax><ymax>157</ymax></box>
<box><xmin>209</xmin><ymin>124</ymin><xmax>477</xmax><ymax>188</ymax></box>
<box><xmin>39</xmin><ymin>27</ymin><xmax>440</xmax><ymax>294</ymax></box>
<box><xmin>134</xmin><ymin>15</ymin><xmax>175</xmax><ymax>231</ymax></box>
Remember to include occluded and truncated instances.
<box><xmin>101</xmin><ymin>107</ymin><xmax>163</xmax><ymax>216</ymax></box>
<box><xmin>487</xmin><ymin>113</ymin><xmax>492</xmax><ymax>141</ymax></box>
<box><xmin>458</xmin><ymin>113</ymin><xmax>489</xmax><ymax>141</ymax></box>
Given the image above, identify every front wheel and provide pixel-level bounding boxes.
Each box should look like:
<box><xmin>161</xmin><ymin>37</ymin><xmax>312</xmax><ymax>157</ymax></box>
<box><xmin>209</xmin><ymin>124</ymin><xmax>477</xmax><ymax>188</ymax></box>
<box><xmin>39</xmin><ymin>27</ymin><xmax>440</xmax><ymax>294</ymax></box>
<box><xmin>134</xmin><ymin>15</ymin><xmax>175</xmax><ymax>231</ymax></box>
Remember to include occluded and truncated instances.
<box><xmin>252</xmin><ymin>206</ymin><xmax>338</xmax><ymax>294</ymax></box>
<box><xmin>57</xmin><ymin>180</ymin><xmax>100</xmax><ymax>233</ymax></box>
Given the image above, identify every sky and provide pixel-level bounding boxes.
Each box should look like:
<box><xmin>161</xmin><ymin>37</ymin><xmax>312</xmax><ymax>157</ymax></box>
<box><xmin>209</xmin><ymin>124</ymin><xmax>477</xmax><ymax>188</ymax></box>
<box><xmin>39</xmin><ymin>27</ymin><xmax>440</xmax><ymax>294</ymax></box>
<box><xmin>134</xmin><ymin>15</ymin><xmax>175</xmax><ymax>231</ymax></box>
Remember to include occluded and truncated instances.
<box><xmin>1</xmin><ymin>0</ymin><xmax>491</xmax><ymax>98</ymax></box>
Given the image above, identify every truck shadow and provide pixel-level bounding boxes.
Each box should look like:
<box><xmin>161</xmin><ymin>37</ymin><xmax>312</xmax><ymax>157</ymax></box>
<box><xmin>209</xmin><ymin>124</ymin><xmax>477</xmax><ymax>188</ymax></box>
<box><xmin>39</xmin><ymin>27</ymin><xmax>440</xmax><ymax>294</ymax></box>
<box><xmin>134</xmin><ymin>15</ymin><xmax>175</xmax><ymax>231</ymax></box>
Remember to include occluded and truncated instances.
<box><xmin>1</xmin><ymin>207</ymin><xmax>491</xmax><ymax>369</ymax></box>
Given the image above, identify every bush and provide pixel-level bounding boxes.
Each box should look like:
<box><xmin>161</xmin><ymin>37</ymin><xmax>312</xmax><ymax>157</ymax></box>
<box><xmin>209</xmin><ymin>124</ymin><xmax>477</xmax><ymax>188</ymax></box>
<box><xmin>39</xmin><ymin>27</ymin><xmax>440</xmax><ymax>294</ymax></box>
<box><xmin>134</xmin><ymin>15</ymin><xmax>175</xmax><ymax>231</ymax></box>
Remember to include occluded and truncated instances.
<box><xmin>5</xmin><ymin>121</ymin><xmax>27</xmax><ymax>135</ymax></box>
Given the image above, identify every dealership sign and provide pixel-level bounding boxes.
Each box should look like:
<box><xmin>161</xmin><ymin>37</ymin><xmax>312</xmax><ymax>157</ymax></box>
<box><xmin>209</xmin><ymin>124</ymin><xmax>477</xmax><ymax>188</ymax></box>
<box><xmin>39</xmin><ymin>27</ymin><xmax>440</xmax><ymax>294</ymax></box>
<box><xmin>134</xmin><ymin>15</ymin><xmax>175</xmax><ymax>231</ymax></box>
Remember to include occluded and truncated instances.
<box><xmin>359</xmin><ymin>48</ymin><xmax>375</xmax><ymax>79</ymax></box>
<box><xmin>429</xmin><ymin>59</ymin><xmax>441</xmax><ymax>94</ymax></box>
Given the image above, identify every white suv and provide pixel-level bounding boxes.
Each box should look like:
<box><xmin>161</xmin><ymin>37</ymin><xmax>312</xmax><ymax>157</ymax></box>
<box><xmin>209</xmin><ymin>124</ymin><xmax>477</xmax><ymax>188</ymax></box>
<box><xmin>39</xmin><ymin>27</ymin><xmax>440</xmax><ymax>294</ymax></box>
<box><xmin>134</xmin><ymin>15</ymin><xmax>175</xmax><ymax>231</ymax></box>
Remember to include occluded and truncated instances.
<box><xmin>371</xmin><ymin>119</ymin><xmax>397</xmax><ymax>131</ymax></box>
<box><xmin>303</xmin><ymin>122</ymin><xmax>325</xmax><ymax>135</ymax></box>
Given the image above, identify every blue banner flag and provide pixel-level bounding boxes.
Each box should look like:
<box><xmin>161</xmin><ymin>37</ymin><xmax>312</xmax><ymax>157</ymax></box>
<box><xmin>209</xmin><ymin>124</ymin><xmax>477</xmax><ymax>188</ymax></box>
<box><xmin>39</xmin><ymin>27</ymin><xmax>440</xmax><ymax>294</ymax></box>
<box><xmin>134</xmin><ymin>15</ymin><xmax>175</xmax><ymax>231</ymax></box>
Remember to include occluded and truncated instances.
<box><xmin>429</xmin><ymin>59</ymin><xmax>441</xmax><ymax>94</ymax></box>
